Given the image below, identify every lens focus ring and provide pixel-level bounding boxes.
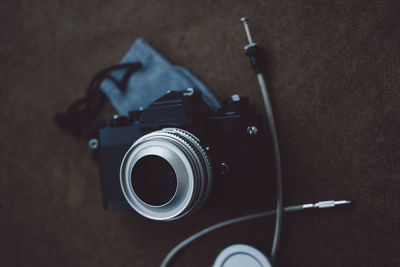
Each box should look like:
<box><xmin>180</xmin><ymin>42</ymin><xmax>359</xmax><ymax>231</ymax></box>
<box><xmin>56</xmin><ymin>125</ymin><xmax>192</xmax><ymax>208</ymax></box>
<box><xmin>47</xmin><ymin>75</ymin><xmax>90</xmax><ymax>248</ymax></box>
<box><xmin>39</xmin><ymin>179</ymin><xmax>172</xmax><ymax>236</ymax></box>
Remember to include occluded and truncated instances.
<box><xmin>120</xmin><ymin>128</ymin><xmax>212</xmax><ymax>221</ymax></box>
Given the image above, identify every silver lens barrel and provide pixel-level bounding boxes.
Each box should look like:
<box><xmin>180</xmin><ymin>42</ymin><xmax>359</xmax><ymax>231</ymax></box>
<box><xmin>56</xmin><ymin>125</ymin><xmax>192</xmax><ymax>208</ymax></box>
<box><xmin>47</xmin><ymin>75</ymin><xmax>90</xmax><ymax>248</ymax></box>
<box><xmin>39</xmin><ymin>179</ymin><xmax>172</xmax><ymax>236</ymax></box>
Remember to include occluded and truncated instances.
<box><xmin>120</xmin><ymin>128</ymin><xmax>212</xmax><ymax>221</ymax></box>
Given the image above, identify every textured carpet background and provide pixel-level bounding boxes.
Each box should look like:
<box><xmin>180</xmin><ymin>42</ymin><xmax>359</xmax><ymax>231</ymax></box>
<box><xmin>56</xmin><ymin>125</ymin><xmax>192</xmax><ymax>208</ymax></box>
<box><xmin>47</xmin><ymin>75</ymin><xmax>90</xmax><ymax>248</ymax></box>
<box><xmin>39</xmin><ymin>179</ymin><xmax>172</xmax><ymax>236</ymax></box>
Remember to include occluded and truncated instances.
<box><xmin>1</xmin><ymin>1</ymin><xmax>399</xmax><ymax>266</ymax></box>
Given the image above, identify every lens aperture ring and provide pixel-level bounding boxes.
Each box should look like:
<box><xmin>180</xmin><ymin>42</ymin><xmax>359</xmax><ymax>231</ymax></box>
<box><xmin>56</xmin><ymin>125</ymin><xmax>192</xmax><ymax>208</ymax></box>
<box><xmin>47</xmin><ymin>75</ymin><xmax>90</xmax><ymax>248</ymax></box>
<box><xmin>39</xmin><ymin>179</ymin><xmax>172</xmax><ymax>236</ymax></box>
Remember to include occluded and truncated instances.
<box><xmin>162</xmin><ymin>128</ymin><xmax>213</xmax><ymax>217</ymax></box>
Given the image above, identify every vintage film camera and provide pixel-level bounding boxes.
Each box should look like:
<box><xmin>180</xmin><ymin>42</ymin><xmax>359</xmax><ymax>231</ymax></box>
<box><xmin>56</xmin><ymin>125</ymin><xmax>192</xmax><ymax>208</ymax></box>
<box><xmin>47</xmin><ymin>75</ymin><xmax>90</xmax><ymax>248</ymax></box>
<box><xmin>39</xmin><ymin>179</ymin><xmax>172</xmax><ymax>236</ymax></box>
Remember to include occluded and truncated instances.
<box><xmin>94</xmin><ymin>88</ymin><xmax>273</xmax><ymax>221</ymax></box>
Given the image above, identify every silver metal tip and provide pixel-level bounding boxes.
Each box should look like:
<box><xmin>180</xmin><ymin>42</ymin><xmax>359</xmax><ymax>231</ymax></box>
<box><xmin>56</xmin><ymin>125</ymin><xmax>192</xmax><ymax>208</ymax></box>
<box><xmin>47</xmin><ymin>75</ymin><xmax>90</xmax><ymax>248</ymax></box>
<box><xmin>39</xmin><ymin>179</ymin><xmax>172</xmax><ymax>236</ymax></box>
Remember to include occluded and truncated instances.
<box><xmin>240</xmin><ymin>17</ymin><xmax>253</xmax><ymax>44</ymax></box>
<box><xmin>335</xmin><ymin>200</ymin><xmax>351</xmax><ymax>205</ymax></box>
<box><xmin>302</xmin><ymin>200</ymin><xmax>352</xmax><ymax>209</ymax></box>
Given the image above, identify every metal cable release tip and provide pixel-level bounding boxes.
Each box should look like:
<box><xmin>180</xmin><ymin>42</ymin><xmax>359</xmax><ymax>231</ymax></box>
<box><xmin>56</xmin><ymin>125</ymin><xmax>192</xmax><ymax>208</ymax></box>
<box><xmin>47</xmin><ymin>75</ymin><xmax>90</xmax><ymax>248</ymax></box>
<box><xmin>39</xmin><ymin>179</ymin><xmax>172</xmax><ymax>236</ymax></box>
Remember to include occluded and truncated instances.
<box><xmin>240</xmin><ymin>17</ymin><xmax>254</xmax><ymax>44</ymax></box>
<box><xmin>240</xmin><ymin>17</ymin><xmax>262</xmax><ymax>74</ymax></box>
<box><xmin>302</xmin><ymin>200</ymin><xmax>352</xmax><ymax>209</ymax></box>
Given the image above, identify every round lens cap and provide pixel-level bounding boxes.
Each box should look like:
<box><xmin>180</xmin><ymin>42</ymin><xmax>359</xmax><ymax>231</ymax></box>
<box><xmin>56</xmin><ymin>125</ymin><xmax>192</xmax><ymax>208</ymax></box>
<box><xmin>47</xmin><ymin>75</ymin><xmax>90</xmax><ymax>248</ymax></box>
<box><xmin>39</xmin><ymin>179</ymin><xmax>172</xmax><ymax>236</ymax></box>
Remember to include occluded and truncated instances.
<box><xmin>213</xmin><ymin>244</ymin><xmax>272</xmax><ymax>267</ymax></box>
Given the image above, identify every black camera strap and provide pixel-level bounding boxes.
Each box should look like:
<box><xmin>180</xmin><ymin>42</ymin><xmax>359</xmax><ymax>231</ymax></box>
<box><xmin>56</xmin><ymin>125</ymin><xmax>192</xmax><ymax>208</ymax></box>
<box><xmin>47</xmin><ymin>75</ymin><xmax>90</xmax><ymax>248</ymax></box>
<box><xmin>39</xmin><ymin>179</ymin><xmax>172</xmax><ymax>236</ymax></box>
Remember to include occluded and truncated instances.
<box><xmin>54</xmin><ymin>62</ymin><xmax>142</xmax><ymax>138</ymax></box>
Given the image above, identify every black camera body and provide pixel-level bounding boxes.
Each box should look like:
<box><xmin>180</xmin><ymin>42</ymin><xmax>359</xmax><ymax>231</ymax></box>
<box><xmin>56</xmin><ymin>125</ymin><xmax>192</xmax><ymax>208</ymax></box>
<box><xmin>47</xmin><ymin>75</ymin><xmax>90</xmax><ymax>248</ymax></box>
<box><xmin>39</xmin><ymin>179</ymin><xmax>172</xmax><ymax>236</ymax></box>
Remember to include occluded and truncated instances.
<box><xmin>96</xmin><ymin>89</ymin><xmax>273</xmax><ymax>218</ymax></box>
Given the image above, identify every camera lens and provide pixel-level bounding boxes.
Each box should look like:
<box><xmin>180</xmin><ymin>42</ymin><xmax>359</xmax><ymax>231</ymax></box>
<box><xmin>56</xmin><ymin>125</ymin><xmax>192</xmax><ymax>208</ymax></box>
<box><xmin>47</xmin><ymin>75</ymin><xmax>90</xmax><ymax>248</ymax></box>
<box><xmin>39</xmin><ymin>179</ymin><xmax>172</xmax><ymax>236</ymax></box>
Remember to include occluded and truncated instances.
<box><xmin>120</xmin><ymin>128</ymin><xmax>212</xmax><ymax>221</ymax></box>
<box><xmin>131</xmin><ymin>155</ymin><xmax>177</xmax><ymax>206</ymax></box>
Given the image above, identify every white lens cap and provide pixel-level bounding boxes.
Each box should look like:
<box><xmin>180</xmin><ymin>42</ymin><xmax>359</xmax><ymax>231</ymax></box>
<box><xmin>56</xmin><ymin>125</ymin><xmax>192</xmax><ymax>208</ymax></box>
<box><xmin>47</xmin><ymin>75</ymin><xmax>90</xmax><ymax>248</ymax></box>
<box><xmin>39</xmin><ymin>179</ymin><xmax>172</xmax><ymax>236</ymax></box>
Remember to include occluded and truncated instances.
<box><xmin>213</xmin><ymin>244</ymin><xmax>272</xmax><ymax>267</ymax></box>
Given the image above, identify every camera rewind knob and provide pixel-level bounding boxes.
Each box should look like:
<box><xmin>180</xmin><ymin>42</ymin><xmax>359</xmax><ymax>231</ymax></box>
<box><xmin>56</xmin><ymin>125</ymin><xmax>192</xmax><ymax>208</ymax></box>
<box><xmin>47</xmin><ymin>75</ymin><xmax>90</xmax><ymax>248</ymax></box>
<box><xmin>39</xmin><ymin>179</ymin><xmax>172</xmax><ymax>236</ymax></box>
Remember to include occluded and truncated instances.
<box><xmin>109</xmin><ymin>114</ymin><xmax>130</xmax><ymax>127</ymax></box>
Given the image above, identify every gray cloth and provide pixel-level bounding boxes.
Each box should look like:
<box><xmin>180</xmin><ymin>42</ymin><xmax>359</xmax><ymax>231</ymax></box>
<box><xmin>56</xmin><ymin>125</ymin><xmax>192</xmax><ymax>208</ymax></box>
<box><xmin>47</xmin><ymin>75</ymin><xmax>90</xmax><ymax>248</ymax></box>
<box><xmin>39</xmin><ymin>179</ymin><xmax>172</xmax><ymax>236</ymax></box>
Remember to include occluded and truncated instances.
<box><xmin>101</xmin><ymin>38</ymin><xmax>221</xmax><ymax>115</ymax></box>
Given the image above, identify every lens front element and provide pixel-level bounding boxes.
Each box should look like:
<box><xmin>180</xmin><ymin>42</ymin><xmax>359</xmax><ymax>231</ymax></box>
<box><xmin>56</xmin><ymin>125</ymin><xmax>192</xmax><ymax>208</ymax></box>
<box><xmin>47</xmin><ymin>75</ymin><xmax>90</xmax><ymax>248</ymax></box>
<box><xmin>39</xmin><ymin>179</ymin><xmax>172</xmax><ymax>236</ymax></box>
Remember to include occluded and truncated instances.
<box><xmin>131</xmin><ymin>155</ymin><xmax>177</xmax><ymax>206</ymax></box>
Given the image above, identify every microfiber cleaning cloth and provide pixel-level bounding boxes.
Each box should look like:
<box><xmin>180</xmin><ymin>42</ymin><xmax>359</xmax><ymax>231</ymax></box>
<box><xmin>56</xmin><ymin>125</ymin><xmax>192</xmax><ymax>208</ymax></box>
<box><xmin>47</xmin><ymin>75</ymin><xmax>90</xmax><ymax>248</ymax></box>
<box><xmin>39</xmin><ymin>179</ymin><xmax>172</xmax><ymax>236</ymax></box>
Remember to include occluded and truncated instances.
<box><xmin>101</xmin><ymin>38</ymin><xmax>221</xmax><ymax>115</ymax></box>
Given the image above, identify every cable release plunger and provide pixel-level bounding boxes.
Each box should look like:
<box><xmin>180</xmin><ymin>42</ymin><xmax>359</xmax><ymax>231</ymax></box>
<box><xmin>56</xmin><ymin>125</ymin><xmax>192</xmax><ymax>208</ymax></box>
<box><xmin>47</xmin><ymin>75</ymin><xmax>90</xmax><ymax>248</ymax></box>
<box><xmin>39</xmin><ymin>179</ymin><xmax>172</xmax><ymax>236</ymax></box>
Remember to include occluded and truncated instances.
<box><xmin>240</xmin><ymin>17</ymin><xmax>263</xmax><ymax>74</ymax></box>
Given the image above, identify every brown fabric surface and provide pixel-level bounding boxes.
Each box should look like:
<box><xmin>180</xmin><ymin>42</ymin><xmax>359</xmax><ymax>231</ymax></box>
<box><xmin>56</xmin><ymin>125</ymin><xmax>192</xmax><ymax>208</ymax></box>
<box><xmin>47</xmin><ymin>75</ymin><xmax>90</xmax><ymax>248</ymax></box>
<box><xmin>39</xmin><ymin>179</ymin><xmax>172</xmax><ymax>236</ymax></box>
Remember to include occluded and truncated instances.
<box><xmin>1</xmin><ymin>1</ymin><xmax>399</xmax><ymax>266</ymax></box>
